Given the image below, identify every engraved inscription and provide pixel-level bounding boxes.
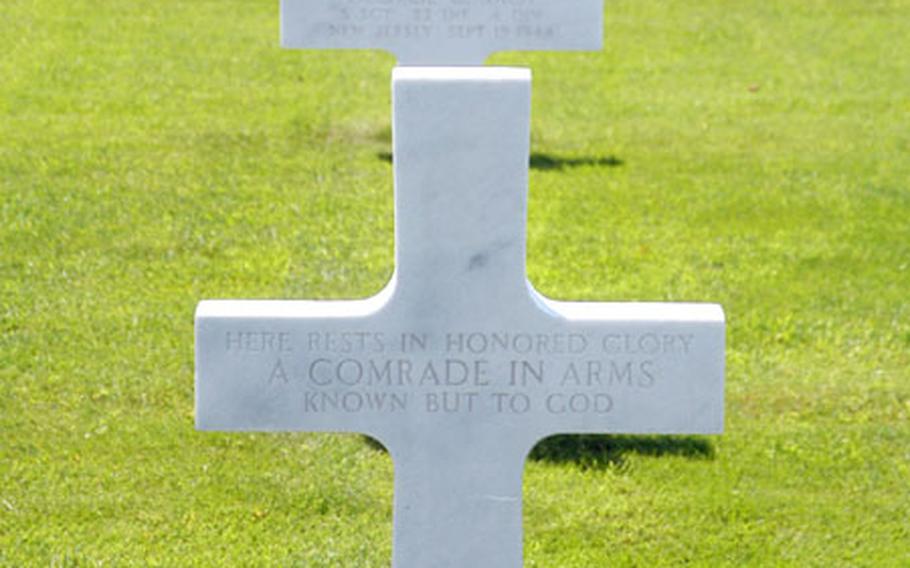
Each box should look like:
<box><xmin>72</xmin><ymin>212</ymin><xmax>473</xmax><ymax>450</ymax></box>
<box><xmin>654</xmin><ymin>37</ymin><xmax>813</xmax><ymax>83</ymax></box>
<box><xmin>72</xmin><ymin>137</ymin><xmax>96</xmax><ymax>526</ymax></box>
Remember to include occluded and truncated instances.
<box><xmin>321</xmin><ymin>1</ymin><xmax>556</xmax><ymax>42</ymax></box>
<box><xmin>281</xmin><ymin>0</ymin><xmax>604</xmax><ymax>64</ymax></box>
<box><xmin>230</xmin><ymin>329</ymin><xmax>696</xmax><ymax>417</ymax></box>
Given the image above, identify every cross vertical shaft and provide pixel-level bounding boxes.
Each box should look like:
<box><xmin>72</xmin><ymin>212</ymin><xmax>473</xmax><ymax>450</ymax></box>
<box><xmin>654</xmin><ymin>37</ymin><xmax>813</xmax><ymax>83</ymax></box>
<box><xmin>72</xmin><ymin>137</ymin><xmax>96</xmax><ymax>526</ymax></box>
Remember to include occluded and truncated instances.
<box><xmin>389</xmin><ymin>429</ymin><xmax>535</xmax><ymax>568</ymax></box>
<box><xmin>385</xmin><ymin>68</ymin><xmax>538</xmax><ymax>567</ymax></box>
<box><xmin>391</xmin><ymin>68</ymin><xmax>535</xmax><ymax>320</ymax></box>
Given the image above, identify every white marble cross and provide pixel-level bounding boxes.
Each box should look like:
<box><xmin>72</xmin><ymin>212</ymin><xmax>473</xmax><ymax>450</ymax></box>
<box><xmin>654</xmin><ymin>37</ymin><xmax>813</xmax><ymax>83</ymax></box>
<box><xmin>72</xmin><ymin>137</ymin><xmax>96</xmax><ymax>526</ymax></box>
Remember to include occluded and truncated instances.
<box><xmin>281</xmin><ymin>0</ymin><xmax>604</xmax><ymax>65</ymax></box>
<box><xmin>196</xmin><ymin>67</ymin><xmax>725</xmax><ymax>567</ymax></box>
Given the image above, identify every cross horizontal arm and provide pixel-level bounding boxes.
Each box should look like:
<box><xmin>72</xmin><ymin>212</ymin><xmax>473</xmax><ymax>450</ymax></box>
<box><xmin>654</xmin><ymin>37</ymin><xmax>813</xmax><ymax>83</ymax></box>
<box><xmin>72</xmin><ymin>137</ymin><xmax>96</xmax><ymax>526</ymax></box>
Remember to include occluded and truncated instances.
<box><xmin>195</xmin><ymin>298</ymin><xmax>724</xmax><ymax>435</ymax></box>
<box><xmin>196</xmin><ymin>68</ymin><xmax>725</xmax><ymax>439</ymax></box>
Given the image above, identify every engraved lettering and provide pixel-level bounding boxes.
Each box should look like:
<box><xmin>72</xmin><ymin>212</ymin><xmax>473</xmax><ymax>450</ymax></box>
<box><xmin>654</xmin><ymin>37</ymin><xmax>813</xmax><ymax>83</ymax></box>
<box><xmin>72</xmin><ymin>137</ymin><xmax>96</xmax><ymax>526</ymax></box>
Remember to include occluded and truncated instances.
<box><xmin>545</xmin><ymin>393</ymin><xmax>613</xmax><ymax>414</ymax></box>
<box><xmin>491</xmin><ymin>392</ymin><xmax>530</xmax><ymax>413</ymax></box>
<box><xmin>226</xmin><ymin>331</ymin><xmax>292</xmax><ymax>353</ymax></box>
<box><xmin>337</xmin><ymin>358</ymin><xmax>363</xmax><ymax>386</ymax></box>
<box><xmin>561</xmin><ymin>362</ymin><xmax>580</xmax><ymax>386</ymax></box>
<box><xmin>226</xmin><ymin>331</ymin><xmax>243</xmax><ymax>351</ymax></box>
<box><xmin>303</xmin><ymin>391</ymin><xmax>409</xmax><ymax>413</ymax></box>
<box><xmin>398</xmin><ymin>358</ymin><xmax>414</xmax><ymax>383</ymax></box>
<box><xmin>369</xmin><ymin>359</ymin><xmax>393</xmax><ymax>386</ymax></box>
<box><xmin>508</xmin><ymin>359</ymin><xmax>544</xmax><ymax>386</ymax></box>
<box><xmin>419</xmin><ymin>360</ymin><xmax>440</xmax><ymax>385</ymax></box>
<box><xmin>309</xmin><ymin>358</ymin><xmax>332</xmax><ymax>386</ymax></box>
<box><xmin>269</xmin><ymin>358</ymin><xmax>289</xmax><ymax>384</ymax></box>
<box><xmin>445</xmin><ymin>332</ymin><xmax>588</xmax><ymax>355</ymax></box>
<box><xmin>400</xmin><ymin>332</ymin><xmax>428</xmax><ymax>353</ymax></box>
<box><xmin>601</xmin><ymin>333</ymin><xmax>693</xmax><ymax>355</ymax></box>
<box><xmin>282</xmin><ymin>0</ymin><xmax>605</xmax><ymax>66</ymax></box>
<box><xmin>610</xmin><ymin>360</ymin><xmax>633</xmax><ymax>386</ymax></box>
<box><xmin>327</xmin><ymin>23</ymin><xmax>365</xmax><ymax>37</ymax></box>
<box><xmin>560</xmin><ymin>359</ymin><xmax>658</xmax><ymax>388</ymax></box>
<box><xmin>426</xmin><ymin>391</ymin><xmax>480</xmax><ymax>413</ymax></box>
<box><xmin>307</xmin><ymin>332</ymin><xmax>385</xmax><ymax>353</ymax></box>
<box><xmin>640</xmin><ymin>360</ymin><xmax>657</xmax><ymax>388</ymax></box>
<box><xmin>304</xmin><ymin>357</ymin><xmax>491</xmax><ymax>387</ymax></box>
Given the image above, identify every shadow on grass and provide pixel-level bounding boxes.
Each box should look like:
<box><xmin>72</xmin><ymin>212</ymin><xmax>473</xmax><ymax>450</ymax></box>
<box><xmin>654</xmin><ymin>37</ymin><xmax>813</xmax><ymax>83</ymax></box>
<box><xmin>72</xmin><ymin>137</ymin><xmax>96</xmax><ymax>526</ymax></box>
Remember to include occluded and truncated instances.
<box><xmin>376</xmin><ymin>151</ymin><xmax>624</xmax><ymax>171</ymax></box>
<box><xmin>364</xmin><ymin>434</ymin><xmax>714</xmax><ymax>471</ymax></box>
<box><xmin>529</xmin><ymin>153</ymin><xmax>623</xmax><ymax>171</ymax></box>
<box><xmin>530</xmin><ymin>434</ymin><xmax>715</xmax><ymax>470</ymax></box>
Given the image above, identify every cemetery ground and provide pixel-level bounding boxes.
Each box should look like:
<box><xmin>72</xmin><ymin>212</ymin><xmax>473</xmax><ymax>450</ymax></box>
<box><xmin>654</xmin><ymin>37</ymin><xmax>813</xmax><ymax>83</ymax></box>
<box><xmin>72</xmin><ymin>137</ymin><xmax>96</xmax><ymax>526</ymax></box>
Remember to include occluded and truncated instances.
<box><xmin>1</xmin><ymin>0</ymin><xmax>908</xmax><ymax>565</ymax></box>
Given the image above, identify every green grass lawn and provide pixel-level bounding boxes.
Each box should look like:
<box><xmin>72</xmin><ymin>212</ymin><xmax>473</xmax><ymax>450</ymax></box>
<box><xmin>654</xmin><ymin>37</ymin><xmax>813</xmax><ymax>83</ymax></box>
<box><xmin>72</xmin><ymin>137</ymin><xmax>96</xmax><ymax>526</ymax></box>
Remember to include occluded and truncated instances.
<box><xmin>2</xmin><ymin>0</ymin><xmax>909</xmax><ymax>565</ymax></box>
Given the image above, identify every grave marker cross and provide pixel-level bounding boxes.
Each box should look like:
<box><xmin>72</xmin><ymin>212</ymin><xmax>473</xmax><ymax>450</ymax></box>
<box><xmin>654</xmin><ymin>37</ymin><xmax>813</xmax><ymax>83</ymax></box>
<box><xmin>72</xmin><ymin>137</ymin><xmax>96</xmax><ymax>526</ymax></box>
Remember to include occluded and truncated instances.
<box><xmin>196</xmin><ymin>67</ymin><xmax>725</xmax><ymax>567</ymax></box>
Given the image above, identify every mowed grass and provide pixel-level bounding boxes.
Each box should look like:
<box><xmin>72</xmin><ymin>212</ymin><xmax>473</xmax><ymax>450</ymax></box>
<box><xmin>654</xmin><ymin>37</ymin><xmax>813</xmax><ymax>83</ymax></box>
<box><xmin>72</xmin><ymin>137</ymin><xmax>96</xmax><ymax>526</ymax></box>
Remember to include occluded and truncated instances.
<box><xmin>2</xmin><ymin>0</ymin><xmax>909</xmax><ymax>565</ymax></box>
